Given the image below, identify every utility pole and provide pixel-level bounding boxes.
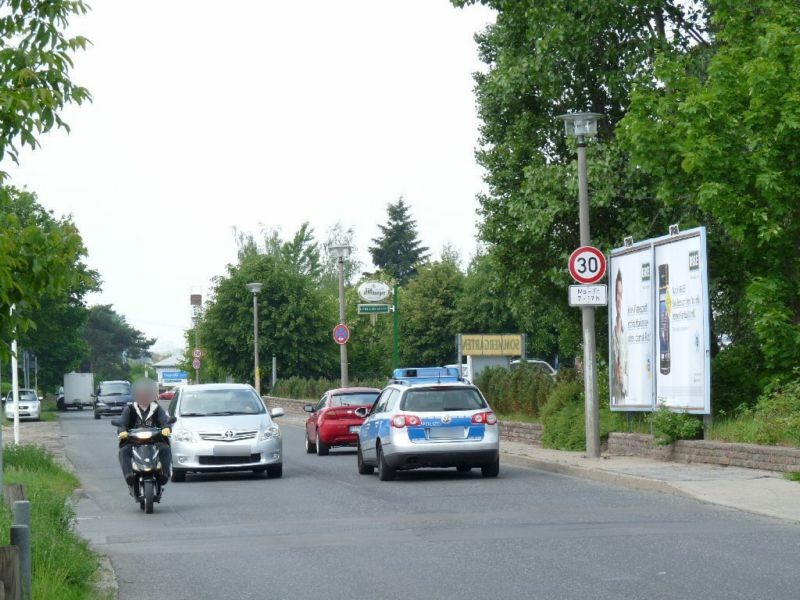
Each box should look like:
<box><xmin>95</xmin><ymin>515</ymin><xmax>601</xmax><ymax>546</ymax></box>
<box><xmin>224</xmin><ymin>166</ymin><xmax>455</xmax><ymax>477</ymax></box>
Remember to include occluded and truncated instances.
<box><xmin>392</xmin><ymin>285</ymin><xmax>399</xmax><ymax>370</ymax></box>
<box><xmin>246</xmin><ymin>283</ymin><xmax>263</xmax><ymax>396</ymax></box>
<box><xmin>329</xmin><ymin>244</ymin><xmax>351</xmax><ymax>387</ymax></box>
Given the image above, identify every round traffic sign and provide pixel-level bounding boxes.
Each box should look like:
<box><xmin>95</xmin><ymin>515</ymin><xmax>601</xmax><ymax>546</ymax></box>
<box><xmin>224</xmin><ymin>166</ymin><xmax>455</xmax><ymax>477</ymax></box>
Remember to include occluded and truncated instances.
<box><xmin>332</xmin><ymin>323</ymin><xmax>350</xmax><ymax>345</ymax></box>
<box><xmin>568</xmin><ymin>246</ymin><xmax>607</xmax><ymax>284</ymax></box>
<box><xmin>192</xmin><ymin>348</ymin><xmax>203</xmax><ymax>359</ymax></box>
<box><xmin>192</xmin><ymin>358</ymin><xmax>201</xmax><ymax>370</ymax></box>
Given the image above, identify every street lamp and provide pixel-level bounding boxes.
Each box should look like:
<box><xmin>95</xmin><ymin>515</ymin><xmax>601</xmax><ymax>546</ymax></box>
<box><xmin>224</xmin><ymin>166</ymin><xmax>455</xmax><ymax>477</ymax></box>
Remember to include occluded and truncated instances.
<box><xmin>246</xmin><ymin>282</ymin><xmax>263</xmax><ymax>396</ymax></box>
<box><xmin>557</xmin><ymin>111</ymin><xmax>604</xmax><ymax>459</ymax></box>
<box><xmin>329</xmin><ymin>244</ymin><xmax>351</xmax><ymax>387</ymax></box>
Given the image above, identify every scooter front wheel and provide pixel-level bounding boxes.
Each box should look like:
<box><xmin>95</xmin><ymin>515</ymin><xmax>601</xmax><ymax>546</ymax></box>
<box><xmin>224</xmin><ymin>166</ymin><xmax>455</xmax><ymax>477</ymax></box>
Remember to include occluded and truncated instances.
<box><xmin>143</xmin><ymin>480</ymin><xmax>155</xmax><ymax>514</ymax></box>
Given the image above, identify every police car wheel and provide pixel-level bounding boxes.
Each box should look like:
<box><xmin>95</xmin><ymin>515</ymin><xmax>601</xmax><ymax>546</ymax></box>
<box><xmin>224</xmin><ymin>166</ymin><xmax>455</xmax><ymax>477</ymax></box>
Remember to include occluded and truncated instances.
<box><xmin>357</xmin><ymin>443</ymin><xmax>374</xmax><ymax>475</ymax></box>
<box><xmin>377</xmin><ymin>444</ymin><xmax>395</xmax><ymax>481</ymax></box>
<box><xmin>481</xmin><ymin>458</ymin><xmax>500</xmax><ymax>478</ymax></box>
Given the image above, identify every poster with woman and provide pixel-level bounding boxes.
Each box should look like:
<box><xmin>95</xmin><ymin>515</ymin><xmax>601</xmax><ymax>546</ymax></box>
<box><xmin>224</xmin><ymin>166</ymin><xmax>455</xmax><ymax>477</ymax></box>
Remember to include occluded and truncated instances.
<box><xmin>608</xmin><ymin>244</ymin><xmax>655</xmax><ymax>410</ymax></box>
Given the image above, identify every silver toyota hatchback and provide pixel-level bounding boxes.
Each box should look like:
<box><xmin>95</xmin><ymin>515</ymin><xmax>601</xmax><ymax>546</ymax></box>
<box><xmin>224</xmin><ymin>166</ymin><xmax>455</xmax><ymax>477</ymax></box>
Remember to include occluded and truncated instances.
<box><xmin>168</xmin><ymin>384</ymin><xmax>284</xmax><ymax>481</ymax></box>
<box><xmin>357</xmin><ymin>368</ymin><xmax>500</xmax><ymax>481</ymax></box>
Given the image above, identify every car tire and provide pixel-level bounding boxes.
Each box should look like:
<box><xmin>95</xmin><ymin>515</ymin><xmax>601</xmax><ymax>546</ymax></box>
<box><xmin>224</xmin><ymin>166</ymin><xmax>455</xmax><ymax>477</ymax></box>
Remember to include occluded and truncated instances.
<box><xmin>456</xmin><ymin>466</ymin><xmax>472</xmax><ymax>473</ymax></box>
<box><xmin>481</xmin><ymin>457</ymin><xmax>500</xmax><ymax>478</ymax></box>
<box><xmin>94</xmin><ymin>412</ymin><xmax>100</xmax><ymax>420</ymax></box>
<box><xmin>77</xmin><ymin>404</ymin><xmax>83</xmax><ymax>411</ymax></box>
<box><xmin>171</xmin><ymin>470</ymin><xmax>186</xmax><ymax>483</ymax></box>
<box><xmin>316</xmin><ymin>432</ymin><xmax>330</xmax><ymax>456</ymax></box>
<box><xmin>266</xmin><ymin>464</ymin><xmax>283</xmax><ymax>479</ymax></box>
<box><xmin>357</xmin><ymin>442</ymin><xmax>374</xmax><ymax>475</ymax></box>
<box><xmin>377</xmin><ymin>443</ymin><xmax>395</xmax><ymax>482</ymax></box>
<box><xmin>304</xmin><ymin>430</ymin><xmax>316</xmax><ymax>454</ymax></box>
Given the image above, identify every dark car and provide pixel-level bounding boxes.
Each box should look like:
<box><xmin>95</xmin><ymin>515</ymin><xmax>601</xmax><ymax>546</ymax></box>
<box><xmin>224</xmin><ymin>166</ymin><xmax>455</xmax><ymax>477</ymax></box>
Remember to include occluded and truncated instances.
<box><xmin>94</xmin><ymin>380</ymin><xmax>132</xmax><ymax>419</ymax></box>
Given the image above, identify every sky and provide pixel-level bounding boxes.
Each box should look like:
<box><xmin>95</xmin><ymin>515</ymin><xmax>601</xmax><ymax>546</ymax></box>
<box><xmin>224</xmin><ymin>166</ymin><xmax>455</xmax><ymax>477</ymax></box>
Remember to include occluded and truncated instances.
<box><xmin>8</xmin><ymin>1</ymin><xmax>495</xmax><ymax>352</ymax></box>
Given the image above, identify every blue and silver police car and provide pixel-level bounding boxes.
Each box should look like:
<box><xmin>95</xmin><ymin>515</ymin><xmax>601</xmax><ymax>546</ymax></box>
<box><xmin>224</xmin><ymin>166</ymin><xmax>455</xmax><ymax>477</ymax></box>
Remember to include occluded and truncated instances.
<box><xmin>356</xmin><ymin>367</ymin><xmax>500</xmax><ymax>481</ymax></box>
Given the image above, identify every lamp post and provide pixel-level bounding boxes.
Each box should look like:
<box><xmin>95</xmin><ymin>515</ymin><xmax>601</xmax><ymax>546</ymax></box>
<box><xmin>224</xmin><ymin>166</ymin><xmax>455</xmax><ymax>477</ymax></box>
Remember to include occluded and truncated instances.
<box><xmin>329</xmin><ymin>244</ymin><xmax>351</xmax><ymax>387</ymax></box>
<box><xmin>246</xmin><ymin>282</ymin><xmax>263</xmax><ymax>396</ymax></box>
<box><xmin>557</xmin><ymin>111</ymin><xmax>604</xmax><ymax>459</ymax></box>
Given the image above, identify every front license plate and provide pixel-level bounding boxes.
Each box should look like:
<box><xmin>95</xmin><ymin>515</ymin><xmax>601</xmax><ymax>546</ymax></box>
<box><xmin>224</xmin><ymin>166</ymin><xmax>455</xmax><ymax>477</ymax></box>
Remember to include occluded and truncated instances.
<box><xmin>349</xmin><ymin>426</ymin><xmax>360</xmax><ymax>433</ymax></box>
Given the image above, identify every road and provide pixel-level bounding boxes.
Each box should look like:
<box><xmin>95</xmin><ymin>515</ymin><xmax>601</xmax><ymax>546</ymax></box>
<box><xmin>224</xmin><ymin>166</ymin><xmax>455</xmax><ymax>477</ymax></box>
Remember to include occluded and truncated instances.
<box><xmin>61</xmin><ymin>410</ymin><xmax>800</xmax><ymax>600</ymax></box>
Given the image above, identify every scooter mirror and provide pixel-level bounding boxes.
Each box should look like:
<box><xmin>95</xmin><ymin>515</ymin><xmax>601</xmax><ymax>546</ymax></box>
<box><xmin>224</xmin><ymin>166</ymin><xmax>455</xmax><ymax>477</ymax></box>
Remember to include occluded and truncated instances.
<box><xmin>168</xmin><ymin>416</ymin><xmax>177</xmax><ymax>424</ymax></box>
<box><xmin>110</xmin><ymin>418</ymin><xmax>121</xmax><ymax>427</ymax></box>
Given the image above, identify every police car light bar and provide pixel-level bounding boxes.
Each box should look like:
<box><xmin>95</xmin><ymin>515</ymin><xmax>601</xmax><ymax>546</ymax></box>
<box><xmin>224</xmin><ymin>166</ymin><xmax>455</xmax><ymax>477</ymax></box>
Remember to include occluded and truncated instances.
<box><xmin>391</xmin><ymin>367</ymin><xmax>462</xmax><ymax>384</ymax></box>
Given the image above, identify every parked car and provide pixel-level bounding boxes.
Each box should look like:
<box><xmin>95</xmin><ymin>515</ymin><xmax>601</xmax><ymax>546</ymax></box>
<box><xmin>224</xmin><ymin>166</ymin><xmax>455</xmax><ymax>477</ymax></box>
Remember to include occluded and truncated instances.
<box><xmin>357</xmin><ymin>367</ymin><xmax>500</xmax><ymax>481</ymax></box>
<box><xmin>168</xmin><ymin>384</ymin><xmax>284</xmax><ymax>481</ymax></box>
<box><xmin>93</xmin><ymin>380</ymin><xmax>132</xmax><ymax>419</ymax></box>
<box><xmin>159</xmin><ymin>390</ymin><xmax>175</xmax><ymax>402</ymax></box>
<box><xmin>509</xmin><ymin>359</ymin><xmax>557</xmax><ymax>378</ymax></box>
<box><xmin>4</xmin><ymin>389</ymin><xmax>41</xmax><ymax>421</ymax></box>
<box><xmin>303</xmin><ymin>387</ymin><xmax>381</xmax><ymax>455</ymax></box>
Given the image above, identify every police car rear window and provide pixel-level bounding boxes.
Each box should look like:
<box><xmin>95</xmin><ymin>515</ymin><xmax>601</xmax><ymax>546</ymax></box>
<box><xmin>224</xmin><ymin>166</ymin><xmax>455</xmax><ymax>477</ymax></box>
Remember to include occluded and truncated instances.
<box><xmin>401</xmin><ymin>388</ymin><xmax>486</xmax><ymax>412</ymax></box>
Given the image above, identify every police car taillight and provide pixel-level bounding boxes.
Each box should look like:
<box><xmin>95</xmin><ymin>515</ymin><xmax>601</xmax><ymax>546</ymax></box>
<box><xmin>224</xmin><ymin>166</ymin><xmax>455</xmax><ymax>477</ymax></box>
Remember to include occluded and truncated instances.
<box><xmin>472</xmin><ymin>412</ymin><xmax>497</xmax><ymax>425</ymax></box>
<box><xmin>391</xmin><ymin>415</ymin><xmax>421</xmax><ymax>428</ymax></box>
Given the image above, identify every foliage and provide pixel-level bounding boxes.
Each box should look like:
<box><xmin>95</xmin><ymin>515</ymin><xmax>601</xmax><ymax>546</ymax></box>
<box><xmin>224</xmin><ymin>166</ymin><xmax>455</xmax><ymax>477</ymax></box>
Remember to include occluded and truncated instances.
<box><xmin>785</xmin><ymin>472</ymin><xmax>800</xmax><ymax>483</ymax></box>
<box><xmin>399</xmin><ymin>259</ymin><xmax>463</xmax><ymax>367</ymax></box>
<box><xmin>272</xmin><ymin>376</ymin><xmax>388</xmax><ymax>400</ymax></box>
<box><xmin>455</xmin><ymin>252</ymin><xmax>517</xmax><ymax>335</ymax></box>
<box><xmin>620</xmin><ymin>0</ymin><xmax>800</xmax><ymax>381</ymax></box>
<box><xmin>0</xmin><ymin>188</ymin><xmax>93</xmax><ymax>363</ymax></box>
<box><xmin>343</xmin><ymin>280</ymin><xmax>394</xmax><ymax>380</ymax></box>
<box><xmin>0</xmin><ymin>444</ymin><xmax>99</xmax><ymax>599</ymax></box>
<box><xmin>0</xmin><ymin>0</ymin><xmax>91</xmax><ymax>169</ymax></box>
<box><xmin>82</xmin><ymin>305</ymin><xmax>154</xmax><ymax>382</ymax></box>
<box><xmin>369</xmin><ymin>197</ymin><xmax>429</xmax><ymax>284</ymax></box>
<box><xmin>539</xmin><ymin>377</ymin><xmax>586</xmax><ymax>451</ymax></box>
<box><xmin>648</xmin><ymin>404</ymin><xmax>703</xmax><ymax>446</ymax></box>
<box><xmin>475</xmin><ymin>365</ymin><xmax>553</xmax><ymax>418</ymax></box>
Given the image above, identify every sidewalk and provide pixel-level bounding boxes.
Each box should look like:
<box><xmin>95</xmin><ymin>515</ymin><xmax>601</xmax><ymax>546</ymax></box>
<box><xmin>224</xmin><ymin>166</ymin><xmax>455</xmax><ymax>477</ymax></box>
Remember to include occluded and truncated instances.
<box><xmin>500</xmin><ymin>440</ymin><xmax>800</xmax><ymax>523</ymax></box>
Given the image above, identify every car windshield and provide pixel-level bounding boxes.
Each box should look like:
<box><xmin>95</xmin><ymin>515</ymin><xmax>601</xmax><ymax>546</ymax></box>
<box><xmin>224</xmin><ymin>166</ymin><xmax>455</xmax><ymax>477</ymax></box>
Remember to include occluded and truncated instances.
<box><xmin>401</xmin><ymin>388</ymin><xmax>487</xmax><ymax>412</ymax></box>
<box><xmin>17</xmin><ymin>391</ymin><xmax>37</xmax><ymax>402</ymax></box>
<box><xmin>99</xmin><ymin>382</ymin><xmax>130</xmax><ymax>396</ymax></box>
<box><xmin>179</xmin><ymin>389</ymin><xmax>266</xmax><ymax>416</ymax></box>
<box><xmin>332</xmin><ymin>393</ymin><xmax>379</xmax><ymax>407</ymax></box>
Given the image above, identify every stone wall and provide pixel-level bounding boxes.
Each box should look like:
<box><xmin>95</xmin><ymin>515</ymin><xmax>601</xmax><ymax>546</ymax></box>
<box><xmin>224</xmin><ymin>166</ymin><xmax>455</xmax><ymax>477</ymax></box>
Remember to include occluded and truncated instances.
<box><xmin>608</xmin><ymin>432</ymin><xmax>800</xmax><ymax>473</ymax></box>
<box><xmin>263</xmin><ymin>395</ymin><xmax>544</xmax><ymax>445</ymax></box>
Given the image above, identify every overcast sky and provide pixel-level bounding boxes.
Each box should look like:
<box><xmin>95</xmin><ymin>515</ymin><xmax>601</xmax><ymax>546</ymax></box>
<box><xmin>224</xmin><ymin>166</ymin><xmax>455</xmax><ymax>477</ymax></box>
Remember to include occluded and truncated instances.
<box><xmin>8</xmin><ymin>1</ymin><xmax>495</xmax><ymax>352</ymax></box>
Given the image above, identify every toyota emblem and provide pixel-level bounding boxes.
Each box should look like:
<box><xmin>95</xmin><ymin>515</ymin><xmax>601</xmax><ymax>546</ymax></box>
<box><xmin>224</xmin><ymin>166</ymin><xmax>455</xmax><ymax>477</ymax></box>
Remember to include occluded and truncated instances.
<box><xmin>441</xmin><ymin>415</ymin><xmax>451</xmax><ymax>424</ymax></box>
<box><xmin>224</xmin><ymin>430</ymin><xmax>234</xmax><ymax>440</ymax></box>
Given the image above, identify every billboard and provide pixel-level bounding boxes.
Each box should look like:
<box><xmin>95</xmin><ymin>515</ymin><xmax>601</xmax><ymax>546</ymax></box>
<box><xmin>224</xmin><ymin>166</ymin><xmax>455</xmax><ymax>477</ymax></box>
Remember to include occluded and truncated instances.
<box><xmin>460</xmin><ymin>334</ymin><xmax>524</xmax><ymax>357</ymax></box>
<box><xmin>609</xmin><ymin>227</ymin><xmax>710</xmax><ymax>414</ymax></box>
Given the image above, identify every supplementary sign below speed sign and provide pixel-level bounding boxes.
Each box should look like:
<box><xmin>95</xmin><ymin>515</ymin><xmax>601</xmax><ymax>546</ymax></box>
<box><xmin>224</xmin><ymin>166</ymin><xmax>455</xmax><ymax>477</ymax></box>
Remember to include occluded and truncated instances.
<box><xmin>568</xmin><ymin>246</ymin><xmax>607</xmax><ymax>284</ymax></box>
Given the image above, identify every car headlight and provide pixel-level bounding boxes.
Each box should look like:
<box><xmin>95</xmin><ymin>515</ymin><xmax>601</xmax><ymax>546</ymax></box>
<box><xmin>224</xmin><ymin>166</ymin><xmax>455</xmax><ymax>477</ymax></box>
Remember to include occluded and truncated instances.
<box><xmin>172</xmin><ymin>429</ymin><xmax>196</xmax><ymax>443</ymax></box>
<box><xmin>261</xmin><ymin>425</ymin><xmax>281</xmax><ymax>441</ymax></box>
<box><xmin>96</xmin><ymin>402</ymin><xmax>107</xmax><ymax>407</ymax></box>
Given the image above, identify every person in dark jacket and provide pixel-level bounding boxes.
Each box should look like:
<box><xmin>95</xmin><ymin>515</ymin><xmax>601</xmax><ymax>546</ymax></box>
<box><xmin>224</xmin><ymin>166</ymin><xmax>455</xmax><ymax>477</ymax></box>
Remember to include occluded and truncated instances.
<box><xmin>117</xmin><ymin>379</ymin><xmax>172</xmax><ymax>486</ymax></box>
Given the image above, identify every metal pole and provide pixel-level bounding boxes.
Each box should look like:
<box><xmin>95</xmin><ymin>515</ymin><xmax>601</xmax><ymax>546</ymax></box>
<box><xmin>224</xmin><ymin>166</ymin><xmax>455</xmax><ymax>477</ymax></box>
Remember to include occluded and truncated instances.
<box><xmin>194</xmin><ymin>324</ymin><xmax>200</xmax><ymax>384</ymax></box>
<box><xmin>392</xmin><ymin>285</ymin><xmax>399</xmax><ymax>370</ymax></box>
<box><xmin>253</xmin><ymin>293</ymin><xmax>260</xmax><ymax>396</ymax></box>
<box><xmin>11</xmin><ymin>338</ymin><xmax>19</xmax><ymax>445</ymax></box>
<box><xmin>33</xmin><ymin>355</ymin><xmax>37</xmax><ymax>394</ymax></box>
<box><xmin>577</xmin><ymin>137</ymin><xmax>600</xmax><ymax>458</ymax></box>
<box><xmin>11</xmin><ymin>524</ymin><xmax>30</xmax><ymax>600</ymax></box>
<box><xmin>338</xmin><ymin>258</ymin><xmax>349</xmax><ymax>387</ymax></box>
<box><xmin>271</xmin><ymin>355</ymin><xmax>277</xmax><ymax>389</ymax></box>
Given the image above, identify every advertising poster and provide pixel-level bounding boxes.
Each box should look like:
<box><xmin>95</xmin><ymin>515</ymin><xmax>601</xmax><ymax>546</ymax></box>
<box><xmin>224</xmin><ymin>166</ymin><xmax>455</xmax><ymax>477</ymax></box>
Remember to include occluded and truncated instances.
<box><xmin>608</xmin><ymin>245</ymin><xmax>655</xmax><ymax>410</ymax></box>
<box><xmin>654</xmin><ymin>230</ymin><xmax>710</xmax><ymax>413</ymax></box>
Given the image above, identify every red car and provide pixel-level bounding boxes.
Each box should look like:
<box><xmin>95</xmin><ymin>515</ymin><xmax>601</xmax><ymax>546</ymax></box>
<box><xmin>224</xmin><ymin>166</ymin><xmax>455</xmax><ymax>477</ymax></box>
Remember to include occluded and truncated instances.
<box><xmin>158</xmin><ymin>390</ymin><xmax>175</xmax><ymax>402</ymax></box>
<box><xmin>304</xmin><ymin>387</ymin><xmax>381</xmax><ymax>455</ymax></box>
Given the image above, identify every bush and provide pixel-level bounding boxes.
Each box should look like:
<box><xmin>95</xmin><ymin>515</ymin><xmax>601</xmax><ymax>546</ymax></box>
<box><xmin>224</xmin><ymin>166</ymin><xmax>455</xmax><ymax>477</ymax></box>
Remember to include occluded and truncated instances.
<box><xmin>648</xmin><ymin>404</ymin><xmax>703</xmax><ymax>446</ymax></box>
<box><xmin>475</xmin><ymin>365</ymin><xmax>553</xmax><ymax>418</ymax></box>
<box><xmin>272</xmin><ymin>376</ymin><xmax>388</xmax><ymax>400</ymax></box>
<box><xmin>540</xmin><ymin>379</ymin><xmax>585</xmax><ymax>450</ymax></box>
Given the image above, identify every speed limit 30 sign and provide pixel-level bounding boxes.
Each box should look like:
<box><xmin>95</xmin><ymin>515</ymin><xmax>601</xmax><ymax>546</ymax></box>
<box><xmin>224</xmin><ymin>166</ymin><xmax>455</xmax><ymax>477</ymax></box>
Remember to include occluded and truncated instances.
<box><xmin>568</xmin><ymin>246</ymin><xmax>607</xmax><ymax>284</ymax></box>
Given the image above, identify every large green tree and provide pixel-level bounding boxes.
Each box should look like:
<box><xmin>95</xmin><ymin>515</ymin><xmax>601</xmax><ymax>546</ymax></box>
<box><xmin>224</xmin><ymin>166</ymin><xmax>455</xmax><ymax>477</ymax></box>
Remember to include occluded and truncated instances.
<box><xmin>620</xmin><ymin>0</ymin><xmax>800</xmax><ymax>388</ymax></box>
<box><xmin>82</xmin><ymin>305</ymin><xmax>154</xmax><ymax>382</ymax></box>
<box><xmin>450</xmin><ymin>1</ymin><xmax>708</xmax><ymax>359</ymax></box>
<box><xmin>369</xmin><ymin>197</ymin><xmax>429</xmax><ymax>284</ymax></box>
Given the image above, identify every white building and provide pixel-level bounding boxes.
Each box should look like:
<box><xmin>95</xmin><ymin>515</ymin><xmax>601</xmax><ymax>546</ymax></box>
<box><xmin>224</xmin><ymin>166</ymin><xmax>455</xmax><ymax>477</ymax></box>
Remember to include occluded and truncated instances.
<box><xmin>153</xmin><ymin>354</ymin><xmax>188</xmax><ymax>388</ymax></box>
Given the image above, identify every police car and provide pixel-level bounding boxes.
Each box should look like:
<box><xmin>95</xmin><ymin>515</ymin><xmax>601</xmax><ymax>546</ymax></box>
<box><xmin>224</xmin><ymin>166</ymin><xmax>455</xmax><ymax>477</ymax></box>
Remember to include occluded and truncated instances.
<box><xmin>355</xmin><ymin>367</ymin><xmax>500</xmax><ymax>481</ymax></box>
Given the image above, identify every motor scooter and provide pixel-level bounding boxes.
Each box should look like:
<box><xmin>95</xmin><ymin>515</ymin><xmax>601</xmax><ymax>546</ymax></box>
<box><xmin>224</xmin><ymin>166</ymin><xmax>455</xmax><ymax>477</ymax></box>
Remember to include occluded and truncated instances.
<box><xmin>111</xmin><ymin>418</ymin><xmax>174</xmax><ymax>514</ymax></box>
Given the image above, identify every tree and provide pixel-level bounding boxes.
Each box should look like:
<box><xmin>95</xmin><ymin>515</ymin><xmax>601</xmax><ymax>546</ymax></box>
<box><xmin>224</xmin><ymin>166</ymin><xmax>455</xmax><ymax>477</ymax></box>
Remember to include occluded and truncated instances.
<box><xmin>369</xmin><ymin>197</ymin><xmax>429</xmax><ymax>284</ymax></box>
<box><xmin>400</xmin><ymin>259</ymin><xmax>464</xmax><ymax>366</ymax></box>
<box><xmin>619</xmin><ymin>0</ymin><xmax>800</xmax><ymax>383</ymax></box>
<box><xmin>0</xmin><ymin>187</ymin><xmax>94</xmax><ymax>362</ymax></box>
<box><xmin>82</xmin><ymin>305</ymin><xmax>155</xmax><ymax>382</ymax></box>
<box><xmin>456</xmin><ymin>251</ymin><xmax>517</xmax><ymax>335</ymax></box>
<box><xmin>0</xmin><ymin>0</ymin><xmax>91</xmax><ymax>170</ymax></box>
<box><xmin>450</xmin><ymin>1</ymin><xmax>709</xmax><ymax>360</ymax></box>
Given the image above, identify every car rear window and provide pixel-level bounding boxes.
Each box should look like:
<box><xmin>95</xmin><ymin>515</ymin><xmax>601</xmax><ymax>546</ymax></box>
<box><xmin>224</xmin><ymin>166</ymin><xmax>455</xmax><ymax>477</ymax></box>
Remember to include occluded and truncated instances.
<box><xmin>332</xmin><ymin>393</ymin><xmax>379</xmax><ymax>407</ymax></box>
<box><xmin>401</xmin><ymin>388</ymin><xmax>486</xmax><ymax>412</ymax></box>
<box><xmin>100</xmin><ymin>382</ymin><xmax>131</xmax><ymax>396</ymax></box>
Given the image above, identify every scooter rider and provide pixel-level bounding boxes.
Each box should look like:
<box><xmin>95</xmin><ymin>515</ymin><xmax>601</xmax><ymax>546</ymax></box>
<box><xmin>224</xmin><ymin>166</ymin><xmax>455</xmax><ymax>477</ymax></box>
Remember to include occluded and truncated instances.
<box><xmin>118</xmin><ymin>379</ymin><xmax>172</xmax><ymax>485</ymax></box>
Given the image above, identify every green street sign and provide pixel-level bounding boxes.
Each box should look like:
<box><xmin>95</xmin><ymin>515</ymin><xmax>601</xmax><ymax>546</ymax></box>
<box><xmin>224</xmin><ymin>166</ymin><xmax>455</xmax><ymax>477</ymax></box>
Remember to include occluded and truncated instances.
<box><xmin>358</xmin><ymin>303</ymin><xmax>390</xmax><ymax>315</ymax></box>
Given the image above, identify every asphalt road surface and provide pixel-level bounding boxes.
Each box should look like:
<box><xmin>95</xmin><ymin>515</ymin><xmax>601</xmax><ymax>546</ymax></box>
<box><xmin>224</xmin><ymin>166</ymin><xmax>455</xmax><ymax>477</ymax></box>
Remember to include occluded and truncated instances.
<box><xmin>62</xmin><ymin>411</ymin><xmax>800</xmax><ymax>600</ymax></box>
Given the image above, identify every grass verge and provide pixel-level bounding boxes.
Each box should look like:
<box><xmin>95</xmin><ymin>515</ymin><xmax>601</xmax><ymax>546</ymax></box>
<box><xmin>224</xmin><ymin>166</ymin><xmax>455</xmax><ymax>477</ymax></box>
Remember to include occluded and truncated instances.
<box><xmin>0</xmin><ymin>444</ymin><xmax>102</xmax><ymax>599</ymax></box>
<box><xmin>784</xmin><ymin>472</ymin><xmax>800</xmax><ymax>483</ymax></box>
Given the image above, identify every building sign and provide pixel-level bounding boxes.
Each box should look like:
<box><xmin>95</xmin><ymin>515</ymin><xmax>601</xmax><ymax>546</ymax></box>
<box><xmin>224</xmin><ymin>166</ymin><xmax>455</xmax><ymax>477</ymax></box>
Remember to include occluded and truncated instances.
<box><xmin>190</xmin><ymin>294</ymin><xmax>202</xmax><ymax>321</ymax></box>
<box><xmin>609</xmin><ymin>227</ymin><xmax>710</xmax><ymax>414</ymax></box>
<box><xmin>357</xmin><ymin>281</ymin><xmax>391</xmax><ymax>303</ymax></box>
<box><xmin>460</xmin><ymin>334</ymin><xmax>524</xmax><ymax>357</ymax></box>
<box><xmin>161</xmin><ymin>370</ymin><xmax>189</xmax><ymax>386</ymax></box>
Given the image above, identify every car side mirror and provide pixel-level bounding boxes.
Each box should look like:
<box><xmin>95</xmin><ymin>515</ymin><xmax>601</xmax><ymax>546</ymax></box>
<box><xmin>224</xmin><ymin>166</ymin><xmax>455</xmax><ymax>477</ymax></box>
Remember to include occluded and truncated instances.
<box><xmin>303</xmin><ymin>404</ymin><xmax>314</xmax><ymax>413</ymax></box>
<box><xmin>110</xmin><ymin>418</ymin><xmax>121</xmax><ymax>427</ymax></box>
<box><xmin>168</xmin><ymin>416</ymin><xmax>177</xmax><ymax>424</ymax></box>
<box><xmin>270</xmin><ymin>407</ymin><xmax>284</xmax><ymax>418</ymax></box>
<box><xmin>354</xmin><ymin>407</ymin><xmax>369</xmax><ymax>418</ymax></box>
